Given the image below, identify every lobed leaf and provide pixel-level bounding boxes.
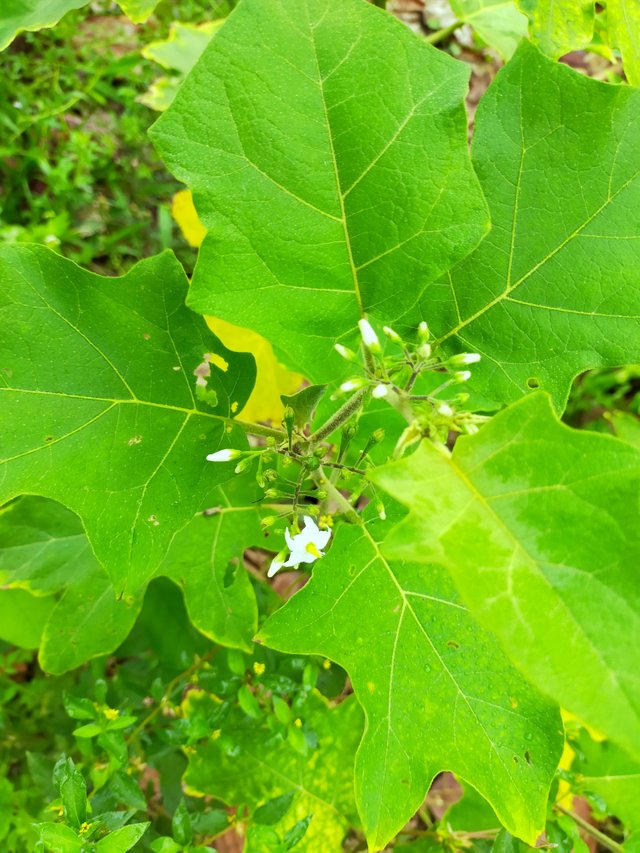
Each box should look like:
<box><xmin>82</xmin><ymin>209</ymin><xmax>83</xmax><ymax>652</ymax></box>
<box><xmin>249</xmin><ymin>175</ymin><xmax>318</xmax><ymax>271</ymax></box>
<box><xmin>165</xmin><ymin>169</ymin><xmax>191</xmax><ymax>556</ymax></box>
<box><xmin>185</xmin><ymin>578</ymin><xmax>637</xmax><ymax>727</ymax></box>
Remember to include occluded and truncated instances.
<box><xmin>427</xmin><ymin>42</ymin><xmax>640</xmax><ymax>409</ymax></box>
<box><xmin>0</xmin><ymin>490</ymin><xmax>262</xmax><ymax>672</ymax></box>
<box><xmin>0</xmin><ymin>246</ymin><xmax>256</xmax><ymax>591</ymax></box>
<box><xmin>371</xmin><ymin>393</ymin><xmax>640</xmax><ymax>761</ymax></box>
<box><xmin>151</xmin><ymin>0</ymin><xmax>489</xmax><ymax>382</ymax></box>
<box><xmin>260</xmin><ymin>523</ymin><xmax>563</xmax><ymax>850</ymax></box>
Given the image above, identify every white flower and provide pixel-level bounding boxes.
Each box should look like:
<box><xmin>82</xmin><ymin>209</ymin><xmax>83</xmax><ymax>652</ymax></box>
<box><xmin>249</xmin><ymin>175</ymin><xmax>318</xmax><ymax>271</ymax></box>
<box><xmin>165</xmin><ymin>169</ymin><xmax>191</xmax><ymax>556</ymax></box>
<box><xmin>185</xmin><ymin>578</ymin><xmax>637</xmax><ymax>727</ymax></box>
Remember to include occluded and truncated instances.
<box><xmin>267</xmin><ymin>516</ymin><xmax>332</xmax><ymax>577</ymax></box>
<box><xmin>358</xmin><ymin>318</ymin><xmax>381</xmax><ymax>352</ymax></box>
<box><xmin>206</xmin><ymin>448</ymin><xmax>242</xmax><ymax>462</ymax></box>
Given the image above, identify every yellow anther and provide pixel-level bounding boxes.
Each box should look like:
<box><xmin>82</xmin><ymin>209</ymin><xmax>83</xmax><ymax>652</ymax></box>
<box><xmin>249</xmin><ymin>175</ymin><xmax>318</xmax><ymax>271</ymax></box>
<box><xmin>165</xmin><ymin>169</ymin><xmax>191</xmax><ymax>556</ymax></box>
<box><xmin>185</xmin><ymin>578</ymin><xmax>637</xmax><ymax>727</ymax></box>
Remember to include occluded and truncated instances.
<box><xmin>305</xmin><ymin>542</ymin><xmax>322</xmax><ymax>559</ymax></box>
<box><xmin>294</xmin><ymin>718</ymin><xmax>303</xmax><ymax>728</ymax></box>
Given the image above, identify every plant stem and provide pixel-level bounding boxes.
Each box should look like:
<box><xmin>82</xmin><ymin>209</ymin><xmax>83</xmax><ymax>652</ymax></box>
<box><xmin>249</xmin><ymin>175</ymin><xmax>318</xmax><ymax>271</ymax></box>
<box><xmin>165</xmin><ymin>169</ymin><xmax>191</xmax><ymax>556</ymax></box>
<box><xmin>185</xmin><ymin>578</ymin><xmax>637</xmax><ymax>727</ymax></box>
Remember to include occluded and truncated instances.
<box><xmin>309</xmin><ymin>387</ymin><xmax>369</xmax><ymax>444</ymax></box>
<box><xmin>234</xmin><ymin>418</ymin><xmax>286</xmax><ymax>440</ymax></box>
<box><xmin>317</xmin><ymin>469</ymin><xmax>362</xmax><ymax>523</ymax></box>
<box><xmin>424</xmin><ymin>20</ymin><xmax>463</xmax><ymax>45</ymax></box>
<box><xmin>554</xmin><ymin>804</ymin><xmax>624</xmax><ymax>853</ymax></box>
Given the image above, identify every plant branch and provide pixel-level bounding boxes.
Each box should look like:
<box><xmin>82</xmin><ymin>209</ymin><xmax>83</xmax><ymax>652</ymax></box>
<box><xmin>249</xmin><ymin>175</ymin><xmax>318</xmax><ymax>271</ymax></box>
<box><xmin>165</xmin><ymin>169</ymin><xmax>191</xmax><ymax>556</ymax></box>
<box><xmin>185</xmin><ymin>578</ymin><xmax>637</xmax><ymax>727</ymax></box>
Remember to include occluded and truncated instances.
<box><xmin>234</xmin><ymin>418</ymin><xmax>287</xmax><ymax>440</ymax></box>
<box><xmin>424</xmin><ymin>20</ymin><xmax>463</xmax><ymax>45</ymax></box>
<box><xmin>554</xmin><ymin>804</ymin><xmax>624</xmax><ymax>853</ymax></box>
<box><xmin>309</xmin><ymin>387</ymin><xmax>369</xmax><ymax>444</ymax></box>
<box><xmin>316</xmin><ymin>468</ymin><xmax>362</xmax><ymax>523</ymax></box>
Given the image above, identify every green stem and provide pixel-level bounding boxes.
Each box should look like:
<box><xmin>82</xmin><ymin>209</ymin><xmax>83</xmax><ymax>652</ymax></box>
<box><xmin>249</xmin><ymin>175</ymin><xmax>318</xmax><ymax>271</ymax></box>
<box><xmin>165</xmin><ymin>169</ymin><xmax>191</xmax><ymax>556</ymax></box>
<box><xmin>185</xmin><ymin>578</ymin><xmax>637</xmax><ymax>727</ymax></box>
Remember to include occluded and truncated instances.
<box><xmin>235</xmin><ymin>418</ymin><xmax>286</xmax><ymax>440</ymax></box>
<box><xmin>309</xmin><ymin>387</ymin><xmax>369</xmax><ymax>444</ymax></box>
<box><xmin>317</xmin><ymin>469</ymin><xmax>362</xmax><ymax>524</ymax></box>
<box><xmin>424</xmin><ymin>20</ymin><xmax>463</xmax><ymax>45</ymax></box>
<box><xmin>554</xmin><ymin>804</ymin><xmax>624</xmax><ymax>853</ymax></box>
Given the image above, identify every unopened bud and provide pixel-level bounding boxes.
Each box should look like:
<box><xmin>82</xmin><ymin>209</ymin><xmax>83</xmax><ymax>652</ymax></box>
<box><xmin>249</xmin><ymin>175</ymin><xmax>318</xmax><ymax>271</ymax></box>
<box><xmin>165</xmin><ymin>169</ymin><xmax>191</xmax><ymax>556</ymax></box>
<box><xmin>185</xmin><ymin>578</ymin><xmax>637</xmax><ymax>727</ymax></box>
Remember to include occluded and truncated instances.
<box><xmin>383</xmin><ymin>325</ymin><xmax>402</xmax><ymax>343</ymax></box>
<box><xmin>206</xmin><ymin>448</ymin><xmax>242</xmax><ymax>463</ymax></box>
<box><xmin>235</xmin><ymin>457</ymin><xmax>253</xmax><ymax>473</ymax></box>
<box><xmin>305</xmin><ymin>456</ymin><xmax>320</xmax><ymax>471</ymax></box>
<box><xmin>264</xmin><ymin>468</ymin><xmax>278</xmax><ymax>482</ymax></box>
<box><xmin>266</xmin><ymin>436</ymin><xmax>276</xmax><ymax>448</ymax></box>
<box><xmin>449</xmin><ymin>352</ymin><xmax>481</xmax><ymax>366</ymax></box>
<box><xmin>453</xmin><ymin>370</ymin><xmax>472</xmax><ymax>383</ymax></box>
<box><xmin>264</xmin><ymin>489</ymin><xmax>279</xmax><ymax>499</ymax></box>
<box><xmin>375</xmin><ymin>500</ymin><xmax>386</xmax><ymax>521</ymax></box>
<box><xmin>260</xmin><ymin>515</ymin><xmax>279</xmax><ymax>529</ymax></box>
<box><xmin>437</xmin><ymin>403</ymin><xmax>454</xmax><ymax>418</ymax></box>
<box><xmin>315</xmin><ymin>489</ymin><xmax>328</xmax><ymax>500</ymax></box>
<box><xmin>371</xmin><ymin>428</ymin><xmax>385</xmax><ymax>445</ymax></box>
<box><xmin>418</xmin><ymin>321</ymin><xmax>430</xmax><ymax>342</ymax></box>
<box><xmin>283</xmin><ymin>406</ymin><xmax>295</xmax><ymax>428</ymax></box>
<box><xmin>335</xmin><ymin>343</ymin><xmax>357</xmax><ymax>361</ymax></box>
<box><xmin>358</xmin><ymin>318</ymin><xmax>381</xmax><ymax>353</ymax></box>
<box><xmin>343</xmin><ymin>422</ymin><xmax>358</xmax><ymax>439</ymax></box>
<box><xmin>371</xmin><ymin>384</ymin><xmax>388</xmax><ymax>399</ymax></box>
<box><xmin>463</xmin><ymin>422</ymin><xmax>480</xmax><ymax>435</ymax></box>
<box><xmin>417</xmin><ymin>343</ymin><xmax>432</xmax><ymax>360</ymax></box>
<box><xmin>340</xmin><ymin>378</ymin><xmax>365</xmax><ymax>393</ymax></box>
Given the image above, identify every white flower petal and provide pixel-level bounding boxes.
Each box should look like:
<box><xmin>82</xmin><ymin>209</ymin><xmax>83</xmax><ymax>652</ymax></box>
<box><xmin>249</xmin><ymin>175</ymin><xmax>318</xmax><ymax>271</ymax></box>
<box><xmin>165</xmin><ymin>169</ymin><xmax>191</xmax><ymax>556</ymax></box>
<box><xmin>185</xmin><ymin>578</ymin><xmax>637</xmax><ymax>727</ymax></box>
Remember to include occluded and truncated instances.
<box><xmin>267</xmin><ymin>558</ymin><xmax>285</xmax><ymax>578</ymax></box>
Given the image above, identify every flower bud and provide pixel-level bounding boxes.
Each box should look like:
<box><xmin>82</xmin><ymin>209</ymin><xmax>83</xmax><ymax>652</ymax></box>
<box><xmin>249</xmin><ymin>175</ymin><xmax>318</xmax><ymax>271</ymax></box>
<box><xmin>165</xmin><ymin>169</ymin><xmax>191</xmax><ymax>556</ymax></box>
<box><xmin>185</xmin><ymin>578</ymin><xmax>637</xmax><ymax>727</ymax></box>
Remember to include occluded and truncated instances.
<box><xmin>417</xmin><ymin>343</ymin><xmax>432</xmax><ymax>360</ymax></box>
<box><xmin>436</xmin><ymin>403</ymin><xmax>454</xmax><ymax>418</ymax></box>
<box><xmin>340</xmin><ymin>377</ymin><xmax>365</xmax><ymax>393</ymax></box>
<box><xmin>418</xmin><ymin>321</ymin><xmax>430</xmax><ymax>342</ymax></box>
<box><xmin>266</xmin><ymin>436</ymin><xmax>276</xmax><ymax>448</ymax></box>
<box><xmin>358</xmin><ymin>318</ymin><xmax>381</xmax><ymax>353</ymax></box>
<box><xmin>453</xmin><ymin>370</ymin><xmax>472</xmax><ymax>383</ymax></box>
<box><xmin>383</xmin><ymin>325</ymin><xmax>402</xmax><ymax>343</ymax></box>
<box><xmin>334</xmin><ymin>343</ymin><xmax>357</xmax><ymax>361</ymax></box>
<box><xmin>375</xmin><ymin>500</ymin><xmax>386</xmax><ymax>521</ymax></box>
<box><xmin>206</xmin><ymin>448</ymin><xmax>242</xmax><ymax>462</ymax></box>
<box><xmin>371</xmin><ymin>428</ymin><xmax>385</xmax><ymax>445</ymax></box>
<box><xmin>449</xmin><ymin>352</ymin><xmax>481</xmax><ymax>366</ymax></box>
<box><xmin>315</xmin><ymin>489</ymin><xmax>328</xmax><ymax>500</ymax></box>
<box><xmin>305</xmin><ymin>456</ymin><xmax>320</xmax><ymax>471</ymax></box>
<box><xmin>371</xmin><ymin>384</ymin><xmax>388</xmax><ymax>399</ymax></box>
<box><xmin>260</xmin><ymin>515</ymin><xmax>279</xmax><ymax>529</ymax></box>
<box><xmin>463</xmin><ymin>422</ymin><xmax>480</xmax><ymax>435</ymax></box>
<box><xmin>264</xmin><ymin>468</ymin><xmax>278</xmax><ymax>482</ymax></box>
<box><xmin>235</xmin><ymin>457</ymin><xmax>253</xmax><ymax>473</ymax></box>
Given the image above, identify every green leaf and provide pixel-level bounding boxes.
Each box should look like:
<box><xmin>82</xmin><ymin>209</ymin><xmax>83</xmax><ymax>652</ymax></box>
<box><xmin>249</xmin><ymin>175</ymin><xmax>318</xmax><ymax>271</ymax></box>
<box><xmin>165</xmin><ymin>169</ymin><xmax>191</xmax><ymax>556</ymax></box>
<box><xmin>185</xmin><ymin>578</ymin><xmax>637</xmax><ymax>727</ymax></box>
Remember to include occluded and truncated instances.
<box><xmin>95</xmin><ymin>823</ymin><xmax>150</xmax><ymax>852</ymax></box>
<box><xmin>253</xmin><ymin>791</ymin><xmax>296</xmax><ymax>826</ymax></box>
<box><xmin>185</xmin><ymin>693</ymin><xmax>362</xmax><ymax>852</ymax></box>
<box><xmin>429</xmin><ymin>42</ymin><xmax>640</xmax><ymax>409</ymax></box>
<box><xmin>371</xmin><ymin>392</ymin><xmax>640</xmax><ymax>761</ymax></box>
<box><xmin>0</xmin><ymin>0</ymin><xmax>88</xmax><ymax>51</ymax></box>
<box><xmin>572</xmin><ymin>730</ymin><xmax>640</xmax><ymax>830</ymax></box>
<box><xmin>515</xmin><ymin>0</ymin><xmax>593</xmax><ymax>57</ymax></box>
<box><xmin>260</xmin><ymin>524</ymin><xmax>563</xmax><ymax>849</ymax></box>
<box><xmin>280</xmin><ymin>385</ymin><xmax>328</xmax><ymax>429</ymax></box>
<box><xmin>0</xmin><ymin>588</ymin><xmax>53</xmax><ymax>648</ymax></box>
<box><xmin>59</xmin><ymin>770</ymin><xmax>87</xmax><ymax>829</ymax></box>
<box><xmin>0</xmin><ymin>487</ymin><xmax>262</xmax><ymax>672</ymax></box>
<box><xmin>116</xmin><ymin>0</ymin><xmax>158</xmax><ymax>23</ymax></box>
<box><xmin>151</xmin><ymin>0</ymin><xmax>488</xmax><ymax>382</ymax></box>
<box><xmin>36</xmin><ymin>823</ymin><xmax>83</xmax><ymax>853</ymax></box>
<box><xmin>172</xmin><ymin>799</ymin><xmax>193</xmax><ymax>847</ymax></box>
<box><xmin>450</xmin><ymin>0</ymin><xmax>528</xmax><ymax>58</ymax></box>
<box><xmin>0</xmin><ymin>246</ymin><xmax>256</xmax><ymax>592</ymax></box>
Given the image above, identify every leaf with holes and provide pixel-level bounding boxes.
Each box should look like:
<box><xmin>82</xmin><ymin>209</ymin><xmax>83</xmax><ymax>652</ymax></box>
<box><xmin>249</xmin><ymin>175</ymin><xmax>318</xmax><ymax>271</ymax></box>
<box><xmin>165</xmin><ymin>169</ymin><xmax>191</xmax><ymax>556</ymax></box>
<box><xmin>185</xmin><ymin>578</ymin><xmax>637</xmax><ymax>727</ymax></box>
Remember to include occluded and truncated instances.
<box><xmin>0</xmin><ymin>245</ymin><xmax>256</xmax><ymax>592</ymax></box>
<box><xmin>150</xmin><ymin>0</ymin><xmax>488</xmax><ymax>382</ymax></box>
<box><xmin>371</xmin><ymin>393</ymin><xmax>640</xmax><ymax>762</ymax></box>
<box><xmin>260</xmin><ymin>523</ymin><xmax>563</xmax><ymax>850</ymax></box>
<box><xmin>426</xmin><ymin>42</ymin><xmax>640</xmax><ymax>409</ymax></box>
<box><xmin>0</xmin><ymin>485</ymin><xmax>262</xmax><ymax>672</ymax></box>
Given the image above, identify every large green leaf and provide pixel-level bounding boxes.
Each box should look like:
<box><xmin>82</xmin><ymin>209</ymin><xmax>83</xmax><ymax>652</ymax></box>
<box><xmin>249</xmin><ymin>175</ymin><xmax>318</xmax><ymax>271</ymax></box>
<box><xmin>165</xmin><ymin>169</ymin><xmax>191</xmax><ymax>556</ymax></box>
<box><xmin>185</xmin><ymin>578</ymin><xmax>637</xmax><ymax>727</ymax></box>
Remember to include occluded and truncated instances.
<box><xmin>260</xmin><ymin>523</ymin><xmax>563</xmax><ymax>850</ymax></box>
<box><xmin>0</xmin><ymin>0</ymin><xmax>88</xmax><ymax>50</ymax></box>
<box><xmin>571</xmin><ymin>729</ymin><xmax>640</xmax><ymax>830</ymax></box>
<box><xmin>0</xmin><ymin>245</ymin><xmax>255</xmax><ymax>591</ymax></box>
<box><xmin>428</xmin><ymin>42</ymin><xmax>640</xmax><ymax>408</ymax></box>
<box><xmin>371</xmin><ymin>393</ymin><xmax>640</xmax><ymax>761</ymax></box>
<box><xmin>0</xmin><ymin>489</ymin><xmax>262</xmax><ymax>672</ymax></box>
<box><xmin>151</xmin><ymin>0</ymin><xmax>489</xmax><ymax>382</ymax></box>
<box><xmin>515</xmin><ymin>0</ymin><xmax>592</xmax><ymax>57</ymax></box>
<box><xmin>185</xmin><ymin>692</ymin><xmax>362</xmax><ymax>852</ymax></box>
<box><xmin>450</xmin><ymin>0</ymin><xmax>528</xmax><ymax>58</ymax></box>
<box><xmin>516</xmin><ymin>0</ymin><xmax>640</xmax><ymax>86</ymax></box>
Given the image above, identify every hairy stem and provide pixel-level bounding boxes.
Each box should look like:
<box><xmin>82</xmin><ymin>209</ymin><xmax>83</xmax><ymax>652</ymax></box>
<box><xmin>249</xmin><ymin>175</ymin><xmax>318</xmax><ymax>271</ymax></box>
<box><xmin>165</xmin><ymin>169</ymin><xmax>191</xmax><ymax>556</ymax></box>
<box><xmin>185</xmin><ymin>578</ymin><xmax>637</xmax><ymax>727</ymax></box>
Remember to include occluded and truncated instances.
<box><xmin>309</xmin><ymin>387</ymin><xmax>369</xmax><ymax>444</ymax></box>
<box><xmin>234</xmin><ymin>418</ymin><xmax>286</xmax><ymax>440</ymax></box>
